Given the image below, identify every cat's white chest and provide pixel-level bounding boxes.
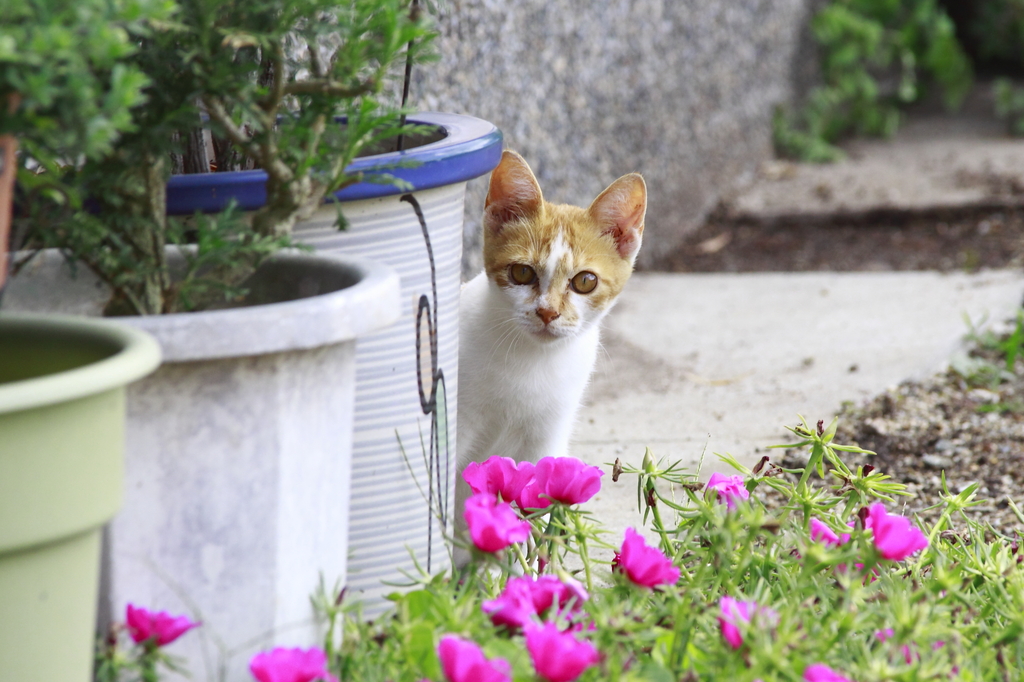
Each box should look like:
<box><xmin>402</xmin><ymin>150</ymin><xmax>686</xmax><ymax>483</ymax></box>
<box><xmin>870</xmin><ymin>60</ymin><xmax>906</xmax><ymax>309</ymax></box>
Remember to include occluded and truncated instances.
<box><xmin>456</xmin><ymin>273</ymin><xmax>599</xmax><ymax>467</ymax></box>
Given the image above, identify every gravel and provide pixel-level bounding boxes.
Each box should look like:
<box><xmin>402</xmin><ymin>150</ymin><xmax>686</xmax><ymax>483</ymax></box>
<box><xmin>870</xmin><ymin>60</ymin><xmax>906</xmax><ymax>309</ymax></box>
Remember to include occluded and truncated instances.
<box><xmin>769</xmin><ymin>318</ymin><xmax>1024</xmax><ymax>537</ymax></box>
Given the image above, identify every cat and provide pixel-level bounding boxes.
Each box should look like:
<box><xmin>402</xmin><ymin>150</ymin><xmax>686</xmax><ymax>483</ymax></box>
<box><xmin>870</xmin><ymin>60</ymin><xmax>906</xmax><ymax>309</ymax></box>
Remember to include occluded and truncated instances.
<box><xmin>454</xmin><ymin>149</ymin><xmax>646</xmax><ymax>544</ymax></box>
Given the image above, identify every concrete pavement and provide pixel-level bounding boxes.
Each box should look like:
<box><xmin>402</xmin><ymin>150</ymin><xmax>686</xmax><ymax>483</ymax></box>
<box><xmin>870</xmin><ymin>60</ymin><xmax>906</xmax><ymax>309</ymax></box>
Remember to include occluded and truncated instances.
<box><xmin>570</xmin><ymin>269</ymin><xmax>1024</xmax><ymax>548</ymax></box>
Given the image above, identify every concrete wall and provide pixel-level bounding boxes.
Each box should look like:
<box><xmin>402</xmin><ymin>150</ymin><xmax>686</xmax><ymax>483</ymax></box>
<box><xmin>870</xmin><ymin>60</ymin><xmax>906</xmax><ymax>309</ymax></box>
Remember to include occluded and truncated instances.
<box><xmin>410</xmin><ymin>0</ymin><xmax>816</xmax><ymax>274</ymax></box>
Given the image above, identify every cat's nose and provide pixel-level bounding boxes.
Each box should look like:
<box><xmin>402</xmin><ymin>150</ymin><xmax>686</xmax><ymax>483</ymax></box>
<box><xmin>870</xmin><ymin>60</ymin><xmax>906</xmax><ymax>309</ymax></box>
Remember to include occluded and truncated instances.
<box><xmin>536</xmin><ymin>307</ymin><xmax>560</xmax><ymax>325</ymax></box>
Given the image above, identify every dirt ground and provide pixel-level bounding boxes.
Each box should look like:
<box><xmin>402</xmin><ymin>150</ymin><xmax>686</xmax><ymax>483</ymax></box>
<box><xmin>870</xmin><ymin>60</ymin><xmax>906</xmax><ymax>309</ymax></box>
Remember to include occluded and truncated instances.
<box><xmin>660</xmin><ymin>206</ymin><xmax>1024</xmax><ymax>274</ymax></box>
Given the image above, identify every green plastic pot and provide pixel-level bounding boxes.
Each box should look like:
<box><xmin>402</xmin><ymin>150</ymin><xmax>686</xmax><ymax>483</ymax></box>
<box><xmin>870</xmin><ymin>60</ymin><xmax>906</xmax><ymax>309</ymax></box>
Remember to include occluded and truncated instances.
<box><xmin>0</xmin><ymin>313</ymin><xmax>160</xmax><ymax>682</ymax></box>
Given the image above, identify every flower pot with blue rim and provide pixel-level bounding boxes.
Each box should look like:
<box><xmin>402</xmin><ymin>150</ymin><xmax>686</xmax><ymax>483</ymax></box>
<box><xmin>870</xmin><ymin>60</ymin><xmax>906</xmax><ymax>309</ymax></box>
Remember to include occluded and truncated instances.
<box><xmin>168</xmin><ymin>112</ymin><xmax>502</xmax><ymax>614</ymax></box>
<box><xmin>0</xmin><ymin>313</ymin><xmax>160</xmax><ymax>682</ymax></box>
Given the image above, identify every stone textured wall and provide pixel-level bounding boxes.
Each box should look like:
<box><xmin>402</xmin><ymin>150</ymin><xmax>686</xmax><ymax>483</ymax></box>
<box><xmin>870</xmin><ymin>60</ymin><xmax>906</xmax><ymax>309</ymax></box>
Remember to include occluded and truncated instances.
<box><xmin>409</xmin><ymin>0</ymin><xmax>816</xmax><ymax>274</ymax></box>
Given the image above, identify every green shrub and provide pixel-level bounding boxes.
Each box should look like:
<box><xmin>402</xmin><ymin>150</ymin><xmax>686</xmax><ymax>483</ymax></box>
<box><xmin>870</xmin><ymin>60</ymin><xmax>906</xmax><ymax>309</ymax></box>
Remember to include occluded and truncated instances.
<box><xmin>775</xmin><ymin>0</ymin><xmax>972</xmax><ymax>162</ymax></box>
<box><xmin>7</xmin><ymin>0</ymin><xmax>435</xmax><ymax>315</ymax></box>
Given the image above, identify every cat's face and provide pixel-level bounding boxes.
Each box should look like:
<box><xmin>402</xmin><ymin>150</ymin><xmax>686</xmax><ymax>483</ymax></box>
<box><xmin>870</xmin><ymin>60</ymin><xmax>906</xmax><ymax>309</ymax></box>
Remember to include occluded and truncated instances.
<box><xmin>482</xmin><ymin>150</ymin><xmax>646</xmax><ymax>341</ymax></box>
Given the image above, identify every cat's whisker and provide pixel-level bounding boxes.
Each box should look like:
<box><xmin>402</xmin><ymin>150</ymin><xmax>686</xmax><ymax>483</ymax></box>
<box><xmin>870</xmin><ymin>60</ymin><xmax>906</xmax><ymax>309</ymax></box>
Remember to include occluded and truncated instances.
<box><xmin>504</xmin><ymin>328</ymin><xmax>526</xmax><ymax>367</ymax></box>
<box><xmin>490</xmin><ymin>333</ymin><xmax>517</xmax><ymax>368</ymax></box>
<box><xmin>483</xmin><ymin>321</ymin><xmax>520</xmax><ymax>366</ymax></box>
<box><xmin>480</xmin><ymin>317</ymin><xmax>517</xmax><ymax>337</ymax></box>
<box><xmin>596</xmin><ymin>337</ymin><xmax>613</xmax><ymax>364</ymax></box>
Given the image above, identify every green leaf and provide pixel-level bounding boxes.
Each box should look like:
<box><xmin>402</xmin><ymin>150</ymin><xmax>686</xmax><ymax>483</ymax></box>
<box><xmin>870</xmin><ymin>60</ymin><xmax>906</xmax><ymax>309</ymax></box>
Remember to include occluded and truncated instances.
<box><xmin>403</xmin><ymin>622</ymin><xmax>440</xmax><ymax>680</ymax></box>
<box><xmin>623</xmin><ymin>659</ymin><xmax>676</xmax><ymax>682</ymax></box>
<box><xmin>401</xmin><ymin>589</ymin><xmax>438</xmax><ymax>622</ymax></box>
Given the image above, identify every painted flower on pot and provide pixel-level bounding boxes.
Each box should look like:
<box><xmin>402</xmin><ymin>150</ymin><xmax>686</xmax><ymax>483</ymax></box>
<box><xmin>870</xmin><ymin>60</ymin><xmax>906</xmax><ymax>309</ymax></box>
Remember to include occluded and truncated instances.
<box><xmin>524</xmin><ymin>621</ymin><xmax>600</xmax><ymax>682</ymax></box>
<box><xmin>463</xmin><ymin>456</ymin><xmax>536</xmax><ymax>505</ymax></box>
<box><xmin>464</xmin><ymin>492</ymin><xmax>531</xmax><ymax>552</ymax></box>
<box><xmin>612</xmin><ymin>527</ymin><xmax>680</xmax><ymax>588</ymax></box>
<box><xmin>863</xmin><ymin>503</ymin><xmax>929</xmax><ymax>560</ymax></box>
<box><xmin>517</xmin><ymin>456</ymin><xmax>603</xmax><ymax>509</ymax></box>
<box><xmin>125</xmin><ymin>604</ymin><xmax>199</xmax><ymax>647</ymax></box>
<box><xmin>249</xmin><ymin>647</ymin><xmax>337</xmax><ymax>682</ymax></box>
<box><xmin>437</xmin><ymin>635</ymin><xmax>511</xmax><ymax>682</ymax></box>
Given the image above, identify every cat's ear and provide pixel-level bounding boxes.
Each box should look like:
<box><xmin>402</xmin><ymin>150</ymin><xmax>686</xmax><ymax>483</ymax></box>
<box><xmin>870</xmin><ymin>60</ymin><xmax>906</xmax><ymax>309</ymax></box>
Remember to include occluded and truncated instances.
<box><xmin>588</xmin><ymin>173</ymin><xmax>646</xmax><ymax>260</ymax></box>
<box><xmin>484</xmin><ymin>150</ymin><xmax>544</xmax><ymax>234</ymax></box>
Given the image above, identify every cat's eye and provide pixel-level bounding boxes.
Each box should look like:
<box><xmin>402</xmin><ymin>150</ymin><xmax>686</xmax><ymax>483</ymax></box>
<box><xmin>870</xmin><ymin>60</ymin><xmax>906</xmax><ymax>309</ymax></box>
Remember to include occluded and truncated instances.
<box><xmin>509</xmin><ymin>264</ymin><xmax>537</xmax><ymax>285</ymax></box>
<box><xmin>570</xmin><ymin>271</ymin><xmax>598</xmax><ymax>294</ymax></box>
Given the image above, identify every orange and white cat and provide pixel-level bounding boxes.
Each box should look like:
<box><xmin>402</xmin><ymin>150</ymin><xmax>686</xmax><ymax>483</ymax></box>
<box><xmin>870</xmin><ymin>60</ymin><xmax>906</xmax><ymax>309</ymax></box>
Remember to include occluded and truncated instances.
<box><xmin>456</xmin><ymin>150</ymin><xmax>646</xmax><ymax>513</ymax></box>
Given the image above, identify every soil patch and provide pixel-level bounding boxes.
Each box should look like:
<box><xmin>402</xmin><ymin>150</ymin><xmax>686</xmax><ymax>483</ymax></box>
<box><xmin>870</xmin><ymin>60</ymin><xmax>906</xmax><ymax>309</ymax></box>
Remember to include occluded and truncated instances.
<box><xmin>772</xmin><ymin>351</ymin><xmax>1024</xmax><ymax>536</ymax></box>
<box><xmin>656</xmin><ymin>205</ymin><xmax>1024</xmax><ymax>274</ymax></box>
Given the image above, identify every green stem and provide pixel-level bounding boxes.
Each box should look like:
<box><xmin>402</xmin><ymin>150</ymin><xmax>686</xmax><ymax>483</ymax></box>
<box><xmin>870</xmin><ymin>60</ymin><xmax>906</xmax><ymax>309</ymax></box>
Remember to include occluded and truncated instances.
<box><xmin>927</xmin><ymin>508</ymin><xmax>954</xmax><ymax>546</ymax></box>
<box><xmin>795</xmin><ymin>441</ymin><xmax>823</xmax><ymax>494</ymax></box>
<box><xmin>140</xmin><ymin>647</ymin><xmax>159</xmax><ymax>682</ymax></box>
<box><xmin>512</xmin><ymin>541</ymin><xmax>532</xmax><ymax>575</ymax></box>
<box><xmin>572</xmin><ymin>512</ymin><xmax>593</xmax><ymax>591</ymax></box>
<box><xmin>646</xmin><ymin>479</ymin><xmax>674</xmax><ymax>556</ymax></box>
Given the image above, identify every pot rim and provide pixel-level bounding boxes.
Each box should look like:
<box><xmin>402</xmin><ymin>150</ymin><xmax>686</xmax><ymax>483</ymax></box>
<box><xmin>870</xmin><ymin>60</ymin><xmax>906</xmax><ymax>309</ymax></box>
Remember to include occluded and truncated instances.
<box><xmin>117</xmin><ymin>249</ymin><xmax>401</xmax><ymax>362</ymax></box>
<box><xmin>166</xmin><ymin>111</ymin><xmax>503</xmax><ymax>215</ymax></box>
<box><xmin>0</xmin><ymin>313</ymin><xmax>161</xmax><ymax>415</ymax></box>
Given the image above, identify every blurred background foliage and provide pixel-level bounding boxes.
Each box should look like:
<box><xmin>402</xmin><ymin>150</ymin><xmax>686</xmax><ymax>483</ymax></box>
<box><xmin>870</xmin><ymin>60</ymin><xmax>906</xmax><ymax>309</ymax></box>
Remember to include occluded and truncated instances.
<box><xmin>776</xmin><ymin>0</ymin><xmax>1024</xmax><ymax>161</ymax></box>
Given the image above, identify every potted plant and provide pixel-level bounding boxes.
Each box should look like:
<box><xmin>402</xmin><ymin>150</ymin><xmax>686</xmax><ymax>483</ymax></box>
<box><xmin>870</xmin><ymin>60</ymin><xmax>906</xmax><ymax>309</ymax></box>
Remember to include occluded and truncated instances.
<box><xmin>1</xmin><ymin>3</ymin><xmax>167</xmax><ymax>680</ymax></box>
<box><xmin>3</xmin><ymin>0</ymin><xmax>447</xmax><ymax>678</ymax></box>
<box><xmin>21</xmin><ymin>0</ymin><xmax>500</xmax><ymax>616</ymax></box>
<box><xmin>148</xmin><ymin>0</ymin><xmax>502</xmax><ymax>612</ymax></box>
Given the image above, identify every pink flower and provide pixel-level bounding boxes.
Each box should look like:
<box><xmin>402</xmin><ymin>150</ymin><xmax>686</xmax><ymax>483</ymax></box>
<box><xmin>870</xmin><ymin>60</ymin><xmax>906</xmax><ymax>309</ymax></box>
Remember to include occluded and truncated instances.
<box><xmin>613</xmin><ymin>528</ymin><xmax>680</xmax><ymax>588</ymax></box>
<box><xmin>482</xmin><ymin>578</ymin><xmax>536</xmax><ymax>629</ymax></box>
<box><xmin>717</xmin><ymin>596</ymin><xmax>777</xmax><ymax>650</ymax></box>
<box><xmin>464</xmin><ymin>493</ymin><xmax>531</xmax><ymax>552</ymax></box>
<box><xmin>482</xmin><ymin>575</ymin><xmax>588</xmax><ymax>630</ymax></box>
<box><xmin>803</xmin><ymin>663</ymin><xmax>854</xmax><ymax>682</ymax></box>
<box><xmin>864</xmin><ymin>503</ymin><xmax>929</xmax><ymax>560</ymax></box>
<box><xmin>875</xmin><ymin>628</ymin><xmax>915</xmax><ymax>663</ymax></box>
<box><xmin>517</xmin><ymin>457</ymin><xmax>603</xmax><ymax>509</ymax></box>
<box><xmin>463</xmin><ymin>456</ymin><xmax>536</xmax><ymax>504</ymax></box>
<box><xmin>525</xmin><ymin>622</ymin><xmax>600</xmax><ymax>682</ymax></box>
<box><xmin>249</xmin><ymin>647</ymin><xmax>337</xmax><ymax>682</ymax></box>
<box><xmin>706</xmin><ymin>473</ymin><xmax>749</xmax><ymax>509</ymax></box>
<box><xmin>530</xmin><ymin>574</ymin><xmax>588</xmax><ymax>612</ymax></box>
<box><xmin>437</xmin><ymin>635</ymin><xmax>511</xmax><ymax>682</ymax></box>
<box><xmin>810</xmin><ymin>518</ymin><xmax>851</xmax><ymax>546</ymax></box>
<box><xmin>125</xmin><ymin>604</ymin><xmax>199</xmax><ymax>647</ymax></box>
<box><xmin>556</xmin><ymin>574</ymin><xmax>590</xmax><ymax>607</ymax></box>
<box><xmin>718</xmin><ymin>596</ymin><xmax>754</xmax><ymax>649</ymax></box>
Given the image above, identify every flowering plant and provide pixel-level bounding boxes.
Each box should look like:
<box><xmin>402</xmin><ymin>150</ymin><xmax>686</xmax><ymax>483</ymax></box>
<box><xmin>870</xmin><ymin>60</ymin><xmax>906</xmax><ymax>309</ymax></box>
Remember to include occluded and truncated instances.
<box><xmin>96</xmin><ymin>605</ymin><xmax>200</xmax><ymax>682</ymax></box>
<box><xmin>100</xmin><ymin>417</ymin><xmax>1024</xmax><ymax>681</ymax></box>
<box><xmin>318</xmin><ymin>418</ymin><xmax>1023</xmax><ymax>681</ymax></box>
